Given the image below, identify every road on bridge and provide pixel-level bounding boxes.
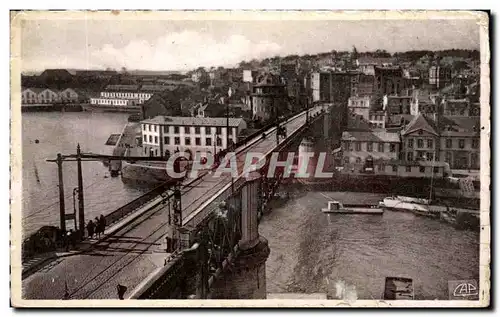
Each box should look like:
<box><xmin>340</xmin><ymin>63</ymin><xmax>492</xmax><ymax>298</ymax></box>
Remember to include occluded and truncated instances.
<box><xmin>22</xmin><ymin>106</ymin><xmax>325</xmax><ymax>299</ymax></box>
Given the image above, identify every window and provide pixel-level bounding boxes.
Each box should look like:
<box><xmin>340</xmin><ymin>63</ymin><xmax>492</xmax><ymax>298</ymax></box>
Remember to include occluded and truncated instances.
<box><xmin>355</xmin><ymin>142</ymin><xmax>361</xmax><ymax>151</ymax></box>
<box><xmin>195</xmin><ymin>137</ymin><xmax>201</xmax><ymax>146</ymax></box>
<box><xmin>419</xmin><ymin>166</ymin><xmax>426</xmax><ymax>173</ymax></box>
<box><xmin>344</xmin><ymin>157</ymin><xmax>349</xmax><ymax>164</ymax></box>
<box><xmin>216</xmin><ymin>138</ymin><xmax>222</xmax><ymax>146</ymax></box>
<box><xmin>472</xmin><ymin>138</ymin><xmax>479</xmax><ymax>149</ymax></box>
<box><xmin>185</xmin><ymin>138</ymin><xmax>191</xmax><ymax>145</ymax></box>
<box><xmin>164</xmin><ymin>126</ymin><xmax>169</xmax><ymax>133</ymax></box>
<box><xmin>408</xmin><ymin>139</ymin><xmax>414</xmax><ymax>148</ymax></box>
<box><xmin>154</xmin><ymin>136</ymin><xmax>158</xmax><ymax>144</ymax></box>
<box><xmin>407</xmin><ymin>152</ymin><xmax>414</xmax><ymax>161</ymax></box>
<box><xmin>433</xmin><ymin>167</ymin><xmax>439</xmax><ymax>174</ymax></box>
<box><xmin>206</xmin><ymin>138</ymin><xmax>212</xmax><ymax>146</ymax></box>
<box><xmin>404</xmin><ymin>166</ymin><xmax>411</xmax><ymax>172</ymax></box>
<box><xmin>149</xmin><ymin>135</ymin><xmax>152</xmax><ymax>143</ymax></box>
<box><xmin>390</xmin><ymin>144</ymin><xmax>396</xmax><ymax>152</ymax></box>
<box><xmin>392</xmin><ymin>165</ymin><xmax>397</xmax><ymax>172</ymax></box>
<box><xmin>216</xmin><ymin>127</ymin><xmax>222</xmax><ymax>135</ymax></box>
<box><xmin>367</xmin><ymin>142</ymin><xmax>373</xmax><ymax>152</ymax></box>
<box><xmin>155</xmin><ymin>149</ymin><xmax>158</xmax><ymax>156</ymax></box>
<box><xmin>148</xmin><ymin>124</ymin><xmax>151</xmax><ymax>132</ymax></box>
<box><xmin>445</xmin><ymin>151</ymin><xmax>452</xmax><ymax>163</ymax></box>
<box><xmin>164</xmin><ymin>137</ymin><xmax>170</xmax><ymax>145</ymax></box>
<box><xmin>356</xmin><ymin>157</ymin><xmax>362</xmax><ymax>164</ymax></box>
<box><xmin>143</xmin><ymin>135</ymin><xmax>147</xmax><ymax>142</ymax></box>
<box><xmin>195</xmin><ymin>127</ymin><xmax>201</xmax><ymax>134</ymax></box>
<box><xmin>174</xmin><ymin>126</ymin><xmax>180</xmax><ymax>134</ymax></box>
<box><xmin>174</xmin><ymin>137</ymin><xmax>180</xmax><ymax>145</ymax></box>
<box><xmin>205</xmin><ymin>127</ymin><xmax>211</xmax><ymax>134</ymax></box>
<box><xmin>154</xmin><ymin>125</ymin><xmax>157</xmax><ymax>132</ymax></box>
<box><xmin>427</xmin><ymin>139</ymin><xmax>433</xmax><ymax>148</ymax></box>
<box><xmin>446</xmin><ymin>139</ymin><xmax>452</xmax><ymax>148</ymax></box>
<box><xmin>378</xmin><ymin>142</ymin><xmax>384</xmax><ymax>152</ymax></box>
<box><xmin>459</xmin><ymin>139</ymin><xmax>465</xmax><ymax>149</ymax></box>
<box><xmin>427</xmin><ymin>152</ymin><xmax>434</xmax><ymax>161</ymax></box>
<box><xmin>417</xmin><ymin>139</ymin><xmax>423</xmax><ymax>148</ymax></box>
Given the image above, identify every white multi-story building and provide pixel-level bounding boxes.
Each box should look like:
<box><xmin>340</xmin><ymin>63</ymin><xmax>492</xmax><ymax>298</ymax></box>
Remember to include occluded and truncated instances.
<box><xmin>347</xmin><ymin>96</ymin><xmax>371</xmax><ymax>120</ymax></box>
<box><xmin>140</xmin><ymin>116</ymin><xmax>247</xmax><ymax>159</ymax></box>
<box><xmin>91</xmin><ymin>85</ymin><xmax>156</xmax><ymax>107</ymax></box>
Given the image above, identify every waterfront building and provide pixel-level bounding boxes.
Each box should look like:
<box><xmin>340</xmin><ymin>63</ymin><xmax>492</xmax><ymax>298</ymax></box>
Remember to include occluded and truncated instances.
<box><xmin>251</xmin><ymin>73</ymin><xmax>288</xmax><ymax>121</ymax></box>
<box><xmin>99</xmin><ymin>85</ymin><xmax>153</xmax><ymax>104</ymax></box>
<box><xmin>340</xmin><ymin>130</ymin><xmax>448</xmax><ymax>178</ymax></box>
<box><xmin>59</xmin><ymin>88</ymin><xmax>88</xmax><ymax>103</ymax></box>
<box><xmin>400</xmin><ymin>113</ymin><xmax>480</xmax><ymax>170</ymax></box>
<box><xmin>38</xmin><ymin>88</ymin><xmax>61</xmax><ymax>104</ymax></box>
<box><xmin>140</xmin><ymin>116</ymin><xmax>247</xmax><ymax>159</ymax></box>
<box><xmin>21</xmin><ymin>88</ymin><xmax>45</xmax><ymax>104</ymax></box>
<box><xmin>341</xmin><ymin>130</ymin><xmax>401</xmax><ymax>165</ymax></box>
<box><xmin>438</xmin><ymin>116</ymin><xmax>480</xmax><ymax>170</ymax></box>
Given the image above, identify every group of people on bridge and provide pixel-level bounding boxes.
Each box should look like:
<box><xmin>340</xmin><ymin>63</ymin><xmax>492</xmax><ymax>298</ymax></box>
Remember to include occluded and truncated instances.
<box><xmin>86</xmin><ymin>215</ymin><xmax>107</xmax><ymax>240</ymax></box>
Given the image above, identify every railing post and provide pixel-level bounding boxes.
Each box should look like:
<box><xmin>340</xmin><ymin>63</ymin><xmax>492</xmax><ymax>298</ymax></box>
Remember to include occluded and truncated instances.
<box><xmin>57</xmin><ymin>153</ymin><xmax>66</xmax><ymax>233</ymax></box>
<box><xmin>77</xmin><ymin>144</ymin><xmax>85</xmax><ymax>238</ymax></box>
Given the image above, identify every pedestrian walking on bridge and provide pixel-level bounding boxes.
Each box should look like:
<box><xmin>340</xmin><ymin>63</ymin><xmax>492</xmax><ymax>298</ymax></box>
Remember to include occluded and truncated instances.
<box><xmin>86</xmin><ymin>220</ymin><xmax>95</xmax><ymax>239</ymax></box>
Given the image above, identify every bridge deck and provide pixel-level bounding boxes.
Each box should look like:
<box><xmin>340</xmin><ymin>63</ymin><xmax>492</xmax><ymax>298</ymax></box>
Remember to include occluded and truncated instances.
<box><xmin>22</xmin><ymin>106</ymin><xmax>325</xmax><ymax>299</ymax></box>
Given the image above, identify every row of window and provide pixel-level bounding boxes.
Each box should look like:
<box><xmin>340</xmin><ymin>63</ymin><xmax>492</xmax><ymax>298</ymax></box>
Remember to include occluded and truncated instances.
<box><xmin>344</xmin><ymin>157</ymin><xmax>440</xmax><ymax>174</ymax></box>
<box><xmin>407</xmin><ymin>138</ymin><xmax>434</xmax><ymax>149</ymax></box>
<box><xmin>91</xmin><ymin>98</ymin><xmax>129</xmax><ymax>106</ymax></box>
<box><xmin>144</xmin><ymin>135</ymin><xmax>223</xmax><ymax>147</ymax></box>
<box><xmin>101</xmin><ymin>92</ymin><xmax>152</xmax><ymax>99</ymax></box>
<box><xmin>143</xmin><ymin>124</ymin><xmax>232</xmax><ymax>135</ymax></box>
<box><xmin>369</xmin><ymin>115</ymin><xmax>385</xmax><ymax>121</ymax></box>
<box><xmin>344</xmin><ymin>141</ymin><xmax>396</xmax><ymax>153</ymax></box>
<box><xmin>406</xmin><ymin>151</ymin><xmax>434</xmax><ymax>161</ymax></box>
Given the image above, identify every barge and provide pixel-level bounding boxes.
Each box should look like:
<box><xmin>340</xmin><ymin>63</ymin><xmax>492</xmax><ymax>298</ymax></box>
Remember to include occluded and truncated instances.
<box><xmin>321</xmin><ymin>201</ymin><xmax>384</xmax><ymax>215</ymax></box>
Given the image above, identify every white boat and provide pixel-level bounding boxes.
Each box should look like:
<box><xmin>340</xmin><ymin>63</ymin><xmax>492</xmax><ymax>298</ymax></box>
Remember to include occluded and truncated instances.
<box><xmin>379</xmin><ymin>197</ymin><xmax>429</xmax><ymax>213</ymax></box>
<box><xmin>322</xmin><ymin>201</ymin><xmax>384</xmax><ymax>215</ymax></box>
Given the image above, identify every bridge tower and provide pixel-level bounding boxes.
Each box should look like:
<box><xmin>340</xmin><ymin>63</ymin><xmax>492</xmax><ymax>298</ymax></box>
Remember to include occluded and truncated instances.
<box><xmin>211</xmin><ymin>170</ymin><xmax>270</xmax><ymax>299</ymax></box>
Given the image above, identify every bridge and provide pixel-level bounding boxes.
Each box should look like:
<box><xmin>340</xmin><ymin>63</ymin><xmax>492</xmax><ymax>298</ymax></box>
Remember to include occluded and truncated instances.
<box><xmin>22</xmin><ymin>104</ymin><xmax>339</xmax><ymax>300</ymax></box>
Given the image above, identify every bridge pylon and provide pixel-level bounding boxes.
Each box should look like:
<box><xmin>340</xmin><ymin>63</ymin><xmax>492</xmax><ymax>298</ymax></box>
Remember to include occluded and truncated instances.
<box><xmin>211</xmin><ymin>171</ymin><xmax>270</xmax><ymax>299</ymax></box>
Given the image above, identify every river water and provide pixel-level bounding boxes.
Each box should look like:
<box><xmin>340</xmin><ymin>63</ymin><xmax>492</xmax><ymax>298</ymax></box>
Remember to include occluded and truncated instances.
<box><xmin>21</xmin><ymin>112</ymin><xmax>147</xmax><ymax>237</ymax></box>
<box><xmin>260</xmin><ymin>190</ymin><xmax>480</xmax><ymax>300</ymax></box>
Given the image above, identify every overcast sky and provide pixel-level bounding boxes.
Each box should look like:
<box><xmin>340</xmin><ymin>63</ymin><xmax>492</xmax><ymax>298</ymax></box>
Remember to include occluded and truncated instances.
<box><xmin>20</xmin><ymin>17</ymin><xmax>480</xmax><ymax>72</ymax></box>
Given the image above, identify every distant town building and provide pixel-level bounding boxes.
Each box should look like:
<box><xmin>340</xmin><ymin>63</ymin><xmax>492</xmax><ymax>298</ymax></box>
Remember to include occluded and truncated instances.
<box><xmin>311</xmin><ymin>70</ymin><xmax>354</xmax><ymax>128</ymax></box>
<box><xmin>386</xmin><ymin>95</ymin><xmax>412</xmax><ymax>115</ymax></box>
<box><xmin>356</xmin><ymin>57</ymin><xmax>395</xmax><ymax>76</ymax></box>
<box><xmin>374</xmin><ymin>66</ymin><xmax>408</xmax><ymax>99</ymax></box>
<box><xmin>368</xmin><ymin>110</ymin><xmax>386</xmax><ymax>129</ymax></box>
<box><xmin>251</xmin><ymin>73</ymin><xmax>288</xmax><ymax>121</ymax></box>
<box><xmin>348</xmin><ymin>96</ymin><xmax>371</xmax><ymax>120</ymax></box>
<box><xmin>429</xmin><ymin>65</ymin><xmax>452</xmax><ymax>89</ymax></box>
<box><xmin>140</xmin><ymin>116</ymin><xmax>247</xmax><ymax>158</ymax></box>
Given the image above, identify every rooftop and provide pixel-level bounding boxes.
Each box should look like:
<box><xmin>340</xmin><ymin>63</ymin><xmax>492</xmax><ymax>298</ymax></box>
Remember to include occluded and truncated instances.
<box><xmin>341</xmin><ymin>130</ymin><xmax>400</xmax><ymax>143</ymax></box>
<box><xmin>142</xmin><ymin>116</ymin><xmax>245</xmax><ymax>127</ymax></box>
<box><xmin>105</xmin><ymin>85</ymin><xmax>140</xmax><ymax>91</ymax></box>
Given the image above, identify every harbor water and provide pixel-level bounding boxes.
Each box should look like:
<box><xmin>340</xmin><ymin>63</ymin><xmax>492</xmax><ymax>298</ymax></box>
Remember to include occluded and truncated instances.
<box><xmin>21</xmin><ymin>112</ymin><xmax>147</xmax><ymax>237</ymax></box>
<box><xmin>260</xmin><ymin>190</ymin><xmax>480</xmax><ymax>300</ymax></box>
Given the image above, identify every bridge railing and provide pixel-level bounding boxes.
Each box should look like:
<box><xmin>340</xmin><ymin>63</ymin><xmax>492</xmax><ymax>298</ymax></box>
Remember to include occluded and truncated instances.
<box><xmin>104</xmin><ymin>181</ymin><xmax>175</xmax><ymax>226</ymax></box>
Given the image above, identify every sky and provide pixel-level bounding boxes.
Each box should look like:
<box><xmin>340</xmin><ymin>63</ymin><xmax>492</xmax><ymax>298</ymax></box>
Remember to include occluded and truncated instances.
<box><xmin>20</xmin><ymin>16</ymin><xmax>481</xmax><ymax>72</ymax></box>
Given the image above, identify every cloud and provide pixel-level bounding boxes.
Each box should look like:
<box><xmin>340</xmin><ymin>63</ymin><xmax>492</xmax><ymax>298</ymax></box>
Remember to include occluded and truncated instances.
<box><xmin>86</xmin><ymin>31</ymin><xmax>282</xmax><ymax>71</ymax></box>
